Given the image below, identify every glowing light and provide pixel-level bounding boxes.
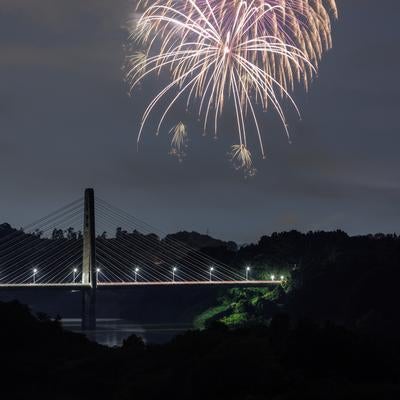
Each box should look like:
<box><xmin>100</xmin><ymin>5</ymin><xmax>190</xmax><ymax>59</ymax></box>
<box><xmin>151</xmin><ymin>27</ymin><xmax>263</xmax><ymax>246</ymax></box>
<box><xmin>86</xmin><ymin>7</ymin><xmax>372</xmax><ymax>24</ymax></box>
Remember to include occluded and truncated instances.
<box><xmin>169</xmin><ymin>122</ymin><xmax>188</xmax><ymax>160</ymax></box>
<box><xmin>209</xmin><ymin>266</ymin><xmax>214</xmax><ymax>281</ymax></box>
<box><xmin>127</xmin><ymin>0</ymin><xmax>337</xmax><ymax>174</ymax></box>
<box><xmin>32</xmin><ymin>268</ymin><xmax>38</xmax><ymax>284</ymax></box>
<box><xmin>271</xmin><ymin>274</ymin><xmax>275</xmax><ymax>281</ymax></box>
<box><xmin>245</xmin><ymin>265</ymin><xmax>251</xmax><ymax>280</ymax></box>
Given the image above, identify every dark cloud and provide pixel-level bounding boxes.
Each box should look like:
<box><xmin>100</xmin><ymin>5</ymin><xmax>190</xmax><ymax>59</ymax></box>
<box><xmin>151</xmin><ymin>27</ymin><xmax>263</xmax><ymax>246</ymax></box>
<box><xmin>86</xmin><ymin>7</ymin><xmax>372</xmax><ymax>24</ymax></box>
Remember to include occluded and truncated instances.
<box><xmin>0</xmin><ymin>0</ymin><xmax>399</xmax><ymax>242</ymax></box>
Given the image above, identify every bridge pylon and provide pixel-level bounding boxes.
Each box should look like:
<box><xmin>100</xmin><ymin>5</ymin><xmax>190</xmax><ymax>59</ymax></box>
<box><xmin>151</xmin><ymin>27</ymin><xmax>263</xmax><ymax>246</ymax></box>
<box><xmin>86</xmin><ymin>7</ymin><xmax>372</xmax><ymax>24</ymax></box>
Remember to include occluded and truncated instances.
<box><xmin>81</xmin><ymin>188</ymin><xmax>96</xmax><ymax>330</ymax></box>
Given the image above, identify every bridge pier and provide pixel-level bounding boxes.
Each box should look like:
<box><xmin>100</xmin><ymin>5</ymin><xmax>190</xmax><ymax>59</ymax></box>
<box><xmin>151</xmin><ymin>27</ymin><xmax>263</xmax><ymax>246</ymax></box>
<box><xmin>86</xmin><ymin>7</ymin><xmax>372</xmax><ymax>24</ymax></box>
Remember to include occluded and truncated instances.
<box><xmin>82</xmin><ymin>287</ymin><xmax>96</xmax><ymax>330</ymax></box>
<box><xmin>81</xmin><ymin>188</ymin><xmax>97</xmax><ymax>330</ymax></box>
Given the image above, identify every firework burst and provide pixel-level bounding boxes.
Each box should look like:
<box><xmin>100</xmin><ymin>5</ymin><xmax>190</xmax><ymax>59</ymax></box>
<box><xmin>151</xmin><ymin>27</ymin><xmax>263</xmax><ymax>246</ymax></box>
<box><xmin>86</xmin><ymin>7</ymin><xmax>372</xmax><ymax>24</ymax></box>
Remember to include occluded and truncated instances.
<box><xmin>126</xmin><ymin>0</ymin><xmax>337</xmax><ymax>174</ymax></box>
<box><xmin>169</xmin><ymin>121</ymin><xmax>188</xmax><ymax>161</ymax></box>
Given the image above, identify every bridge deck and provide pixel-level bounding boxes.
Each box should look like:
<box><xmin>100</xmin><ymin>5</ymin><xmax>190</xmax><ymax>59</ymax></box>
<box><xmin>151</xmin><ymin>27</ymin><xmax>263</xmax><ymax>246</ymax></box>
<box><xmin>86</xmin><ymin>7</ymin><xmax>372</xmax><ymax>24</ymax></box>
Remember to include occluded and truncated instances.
<box><xmin>0</xmin><ymin>280</ymin><xmax>281</xmax><ymax>289</ymax></box>
<box><xmin>97</xmin><ymin>280</ymin><xmax>281</xmax><ymax>287</ymax></box>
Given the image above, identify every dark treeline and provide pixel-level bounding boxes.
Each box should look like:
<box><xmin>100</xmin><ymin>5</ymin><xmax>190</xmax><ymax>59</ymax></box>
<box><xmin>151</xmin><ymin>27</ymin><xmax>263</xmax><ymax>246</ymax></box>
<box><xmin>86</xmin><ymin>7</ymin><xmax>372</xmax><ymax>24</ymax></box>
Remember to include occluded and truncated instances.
<box><xmin>1</xmin><ymin>223</ymin><xmax>400</xmax><ymax>336</ymax></box>
<box><xmin>1</xmin><ymin>226</ymin><xmax>400</xmax><ymax>398</ymax></box>
<box><xmin>198</xmin><ymin>230</ymin><xmax>400</xmax><ymax>336</ymax></box>
<box><xmin>0</xmin><ymin>223</ymin><xmax>235</xmax><ymax>281</ymax></box>
<box><xmin>1</xmin><ymin>300</ymin><xmax>399</xmax><ymax>400</ymax></box>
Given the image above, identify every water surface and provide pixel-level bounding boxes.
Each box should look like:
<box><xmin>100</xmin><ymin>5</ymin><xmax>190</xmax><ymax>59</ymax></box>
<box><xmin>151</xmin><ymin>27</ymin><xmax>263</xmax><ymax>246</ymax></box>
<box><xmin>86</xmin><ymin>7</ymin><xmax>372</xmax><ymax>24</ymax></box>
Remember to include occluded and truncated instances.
<box><xmin>62</xmin><ymin>318</ymin><xmax>192</xmax><ymax>347</ymax></box>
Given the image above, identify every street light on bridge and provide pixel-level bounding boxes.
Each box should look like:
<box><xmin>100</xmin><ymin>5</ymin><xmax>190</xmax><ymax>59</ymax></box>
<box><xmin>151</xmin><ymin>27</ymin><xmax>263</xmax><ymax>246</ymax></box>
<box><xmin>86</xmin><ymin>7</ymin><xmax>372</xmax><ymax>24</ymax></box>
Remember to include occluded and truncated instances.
<box><xmin>96</xmin><ymin>268</ymin><xmax>100</xmax><ymax>282</ymax></box>
<box><xmin>209</xmin><ymin>266</ymin><xmax>214</xmax><ymax>281</ymax></box>
<box><xmin>73</xmin><ymin>268</ymin><xmax>78</xmax><ymax>283</ymax></box>
<box><xmin>33</xmin><ymin>268</ymin><xmax>38</xmax><ymax>284</ymax></box>
<box><xmin>245</xmin><ymin>266</ymin><xmax>251</xmax><ymax>281</ymax></box>
<box><xmin>172</xmin><ymin>267</ymin><xmax>177</xmax><ymax>282</ymax></box>
<box><xmin>271</xmin><ymin>274</ymin><xmax>275</xmax><ymax>281</ymax></box>
<box><xmin>134</xmin><ymin>267</ymin><xmax>139</xmax><ymax>282</ymax></box>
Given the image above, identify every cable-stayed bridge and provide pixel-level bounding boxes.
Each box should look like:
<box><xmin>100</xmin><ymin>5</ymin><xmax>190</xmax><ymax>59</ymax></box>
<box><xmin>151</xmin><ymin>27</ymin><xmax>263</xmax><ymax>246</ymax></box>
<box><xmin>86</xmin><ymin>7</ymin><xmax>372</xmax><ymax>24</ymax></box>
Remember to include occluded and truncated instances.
<box><xmin>0</xmin><ymin>189</ymin><xmax>280</xmax><ymax>328</ymax></box>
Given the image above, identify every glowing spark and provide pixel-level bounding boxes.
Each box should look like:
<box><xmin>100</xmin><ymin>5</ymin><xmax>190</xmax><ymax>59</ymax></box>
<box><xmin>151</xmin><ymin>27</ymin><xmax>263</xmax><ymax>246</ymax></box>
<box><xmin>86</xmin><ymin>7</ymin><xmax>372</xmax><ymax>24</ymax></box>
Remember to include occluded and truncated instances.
<box><xmin>231</xmin><ymin>144</ymin><xmax>253</xmax><ymax>172</ymax></box>
<box><xmin>128</xmin><ymin>51</ymin><xmax>147</xmax><ymax>71</ymax></box>
<box><xmin>127</xmin><ymin>0</ymin><xmax>337</xmax><ymax>172</ymax></box>
<box><xmin>169</xmin><ymin>122</ymin><xmax>188</xmax><ymax>160</ymax></box>
<box><xmin>125</xmin><ymin>51</ymin><xmax>148</xmax><ymax>84</ymax></box>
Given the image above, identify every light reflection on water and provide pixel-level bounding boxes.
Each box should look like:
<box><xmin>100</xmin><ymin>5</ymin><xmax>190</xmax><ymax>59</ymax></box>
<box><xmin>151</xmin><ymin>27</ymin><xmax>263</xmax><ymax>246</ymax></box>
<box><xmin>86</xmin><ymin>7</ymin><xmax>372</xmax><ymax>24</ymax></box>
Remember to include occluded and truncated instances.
<box><xmin>62</xmin><ymin>318</ymin><xmax>192</xmax><ymax>347</ymax></box>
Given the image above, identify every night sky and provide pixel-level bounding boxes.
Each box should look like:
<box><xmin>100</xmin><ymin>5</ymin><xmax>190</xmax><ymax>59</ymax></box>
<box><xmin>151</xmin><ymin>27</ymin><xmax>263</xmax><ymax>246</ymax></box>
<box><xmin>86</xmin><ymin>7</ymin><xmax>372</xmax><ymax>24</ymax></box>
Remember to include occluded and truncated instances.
<box><xmin>0</xmin><ymin>0</ymin><xmax>399</xmax><ymax>243</ymax></box>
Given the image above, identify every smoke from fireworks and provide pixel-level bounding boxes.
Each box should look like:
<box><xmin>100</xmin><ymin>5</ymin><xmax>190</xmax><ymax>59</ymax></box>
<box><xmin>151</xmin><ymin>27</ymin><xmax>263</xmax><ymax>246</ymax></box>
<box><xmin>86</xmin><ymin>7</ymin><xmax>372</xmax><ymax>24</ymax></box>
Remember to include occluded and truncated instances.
<box><xmin>126</xmin><ymin>0</ymin><xmax>337</xmax><ymax>174</ymax></box>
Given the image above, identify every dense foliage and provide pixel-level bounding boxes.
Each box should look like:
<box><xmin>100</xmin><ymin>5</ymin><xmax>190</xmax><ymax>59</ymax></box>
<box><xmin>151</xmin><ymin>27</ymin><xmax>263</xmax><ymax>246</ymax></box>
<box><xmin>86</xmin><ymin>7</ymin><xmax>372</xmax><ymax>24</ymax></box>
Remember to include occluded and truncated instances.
<box><xmin>1</xmin><ymin>301</ymin><xmax>399</xmax><ymax>400</ymax></box>
<box><xmin>196</xmin><ymin>230</ymin><xmax>400</xmax><ymax>336</ymax></box>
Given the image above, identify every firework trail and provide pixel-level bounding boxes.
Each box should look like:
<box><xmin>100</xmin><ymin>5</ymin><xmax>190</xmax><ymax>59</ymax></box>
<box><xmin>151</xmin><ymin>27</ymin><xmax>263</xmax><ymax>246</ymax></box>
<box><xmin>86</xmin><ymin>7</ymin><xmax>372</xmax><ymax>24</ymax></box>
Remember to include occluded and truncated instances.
<box><xmin>169</xmin><ymin>121</ymin><xmax>188</xmax><ymax>161</ymax></box>
<box><xmin>126</xmin><ymin>0</ymin><xmax>337</xmax><ymax>174</ymax></box>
